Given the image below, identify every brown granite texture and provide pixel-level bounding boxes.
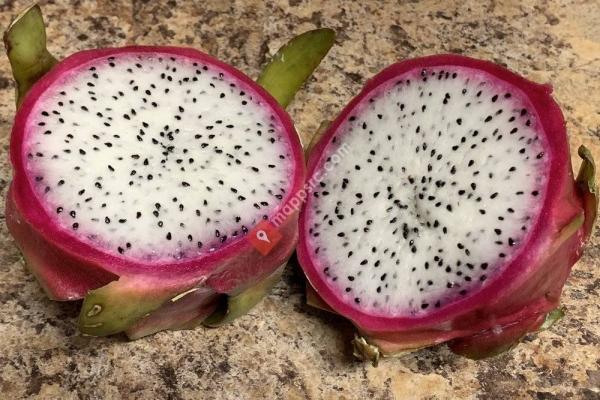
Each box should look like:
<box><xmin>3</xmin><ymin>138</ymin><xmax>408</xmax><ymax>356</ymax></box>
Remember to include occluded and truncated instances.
<box><xmin>0</xmin><ymin>0</ymin><xmax>599</xmax><ymax>398</ymax></box>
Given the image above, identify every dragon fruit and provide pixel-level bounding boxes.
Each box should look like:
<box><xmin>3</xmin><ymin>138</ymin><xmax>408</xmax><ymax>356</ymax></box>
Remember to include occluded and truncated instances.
<box><xmin>297</xmin><ymin>54</ymin><xmax>597</xmax><ymax>363</ymax></box>
<box><xmin>4</xmin><ymin>5</ymin><xmax>334</xmax><ymax>337</ymax></box>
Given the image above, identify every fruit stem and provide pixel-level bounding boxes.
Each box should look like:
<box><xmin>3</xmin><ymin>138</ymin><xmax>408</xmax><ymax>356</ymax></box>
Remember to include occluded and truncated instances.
<box><xmin>3</xmin><ymin>3</ymin><xmax>58</xmax><ymax>108</ymax></box>
<box><xmin>351</xmin><ymin>335</ymin><xmax>381</xmax><ymax>367</ymax></box>
<box><xmin>257</xmin><ymin>28</ymin><xmax>335</xmax><ymax>108</ymax></box>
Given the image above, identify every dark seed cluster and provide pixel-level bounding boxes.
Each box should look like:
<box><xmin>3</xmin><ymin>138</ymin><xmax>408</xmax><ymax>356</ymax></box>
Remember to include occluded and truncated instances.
<box><xmin>308</xmin><ymin>66</ymin><xmax>548</xmax><ymax>316</ymax></box>
<box><xmin>26</xmin><ymin>53</ymin><xmax>293</xmax><ymax>260</ymax></box>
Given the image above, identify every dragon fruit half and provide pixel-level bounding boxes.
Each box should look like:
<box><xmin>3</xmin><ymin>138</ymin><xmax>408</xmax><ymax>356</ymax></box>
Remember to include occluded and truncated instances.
<box><xmin>297</xmin><ymin>54</ymin><xmax>597</xmax><ymax>363</ymax></box>
<box><xmin>4</xmin><ymin>5</ymin><xmax>334</xmax><ymax>338</ymax></box>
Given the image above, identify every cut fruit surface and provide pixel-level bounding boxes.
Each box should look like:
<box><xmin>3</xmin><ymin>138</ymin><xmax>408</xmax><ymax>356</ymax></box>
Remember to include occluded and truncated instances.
<box><xmin>18</xmin><ymin>48</ymin><xmax>297</xmax><ymax>262</ymax></box>
<box><xmin>303</xmin><ymin>64</ymin><xmax>547</xmax><ymax>317</ymax></box>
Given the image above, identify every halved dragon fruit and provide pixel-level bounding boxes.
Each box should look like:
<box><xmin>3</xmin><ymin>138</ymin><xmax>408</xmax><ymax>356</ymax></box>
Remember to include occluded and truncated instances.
<box><xmin>297</xmin><ymin>55</ymin><xmax>597</xmax><ymax>363</ymax></box>
<box><xmin>4</xmin><ymin>5</ymin><xmax>334</xmax><ymax>337</ymax></box>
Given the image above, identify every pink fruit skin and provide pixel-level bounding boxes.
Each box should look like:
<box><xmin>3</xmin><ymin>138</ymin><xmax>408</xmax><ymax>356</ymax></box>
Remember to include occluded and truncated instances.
<box><xmin>297</xmin><ymin>54</ymin><xmax>594</xmax><ymax>357</ymax></box>
<box><xmin>7</xmin><ymin>46</ymin><xmax>305</xmax><ymax>302</ymax></box>
<box><xmin>6</xmin><ymin>188</ymin><xmax>117</xmax><ymax>300</ymax></box>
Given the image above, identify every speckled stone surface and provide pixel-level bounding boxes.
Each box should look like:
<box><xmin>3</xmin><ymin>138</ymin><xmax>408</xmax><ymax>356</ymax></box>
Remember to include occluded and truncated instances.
<box><xmin>0</xmin><ymin>0</ymin><xmax>599</xmax><ymax>399</ymax></box>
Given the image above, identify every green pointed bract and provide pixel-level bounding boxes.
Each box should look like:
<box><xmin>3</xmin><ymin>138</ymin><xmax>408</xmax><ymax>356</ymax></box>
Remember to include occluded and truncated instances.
<box><xmin>539</xmin><ymin>307</ymin><xmax>565</xmax><ymax>331</ymax></box>
<box><xmin>305</xmin><ymin>120</ymin><xmax>330</xmax><ymax>157</ymax></box>
<box><xmin>576</xmin><ymin>145</ymin><xmax>597</xmax><ymax>239</ymax></box>
<box><xmin>79</xmin><ymin>275</ymin><xmax>206</xmax><ymax>336</ymax></box>
<box><xmin>203</xmin><ymin>264</ymin><xmax>285</xmax><ymax>327</ymax></box>
<box><xmin>257</xmin><ymin>28</ymin><xmax>335</xmax><ymax>108</ymax></box>
<box><xmin>4</xmin><ymin>4</ymin><xmax>58</xmax><ymax>108</ymax></box>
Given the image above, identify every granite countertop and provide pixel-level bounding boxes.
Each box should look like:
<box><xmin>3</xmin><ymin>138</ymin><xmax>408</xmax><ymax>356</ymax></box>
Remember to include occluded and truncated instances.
<box><xmin>0</xmin><ymin>0</ymin><xmax>599</xmax><ymax>399</ymax></box>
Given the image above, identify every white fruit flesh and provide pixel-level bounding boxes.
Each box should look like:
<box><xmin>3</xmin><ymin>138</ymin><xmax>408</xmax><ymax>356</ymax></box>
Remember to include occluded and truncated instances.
<box><xmin>24</xmin><ymin>52</ymin><xmax>294</xmax><ymax>261</ymax></box>
<box><xmin>305</xmin><ymin>66</ymin><xmax>548</xmax><ymax>317</ymax></box>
